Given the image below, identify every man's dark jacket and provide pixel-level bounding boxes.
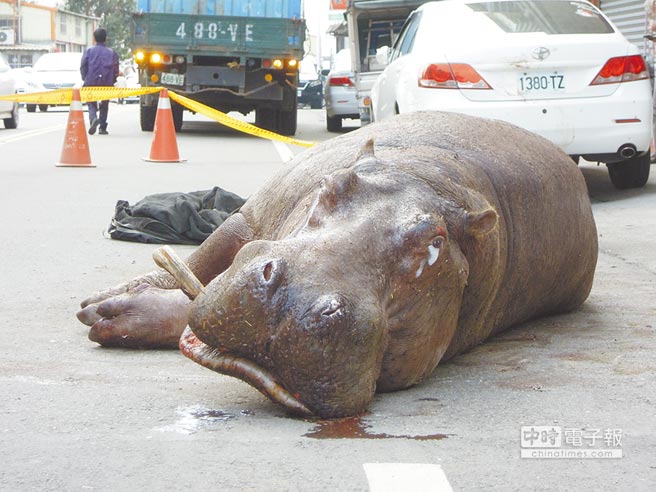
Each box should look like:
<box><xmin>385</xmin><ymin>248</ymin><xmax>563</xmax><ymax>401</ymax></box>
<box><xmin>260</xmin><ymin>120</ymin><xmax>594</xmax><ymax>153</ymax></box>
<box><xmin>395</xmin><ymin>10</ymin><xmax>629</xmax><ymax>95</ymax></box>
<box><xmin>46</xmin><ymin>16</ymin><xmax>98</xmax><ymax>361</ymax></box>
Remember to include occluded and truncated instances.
<box><xmin>80</xmin><ymin>43</ymin><xmax>119</xmax><ymax>87</ymax></box>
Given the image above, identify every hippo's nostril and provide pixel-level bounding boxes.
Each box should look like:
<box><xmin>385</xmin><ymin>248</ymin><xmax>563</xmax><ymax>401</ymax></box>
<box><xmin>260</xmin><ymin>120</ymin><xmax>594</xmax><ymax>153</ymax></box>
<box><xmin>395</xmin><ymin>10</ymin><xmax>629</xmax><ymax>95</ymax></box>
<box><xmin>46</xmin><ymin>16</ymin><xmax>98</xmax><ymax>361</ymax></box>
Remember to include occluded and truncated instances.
<box><xmin>263</xmin><ymin>261</ymin><xmax>274</xmax><ymax>282</ymax></box>
<box><xmin>321</xmin><ymin>298</ymin><xmax>344</xmax><ymax>317</ymax></box>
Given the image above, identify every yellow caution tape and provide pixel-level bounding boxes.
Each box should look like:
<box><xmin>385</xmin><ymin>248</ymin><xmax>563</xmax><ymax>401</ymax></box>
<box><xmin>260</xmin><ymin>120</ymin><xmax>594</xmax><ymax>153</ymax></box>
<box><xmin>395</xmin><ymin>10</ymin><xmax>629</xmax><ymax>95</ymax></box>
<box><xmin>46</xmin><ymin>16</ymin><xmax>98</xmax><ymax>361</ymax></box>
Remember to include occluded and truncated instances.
<box><xmin>81</xmin><ymin>86</ymin><xmax>161</xmax><ymax>102</ymax></box>
<box><xmin>0</xmin><ymin>86</ymin><xmax>316</xmax><ymax>148</ymax></box>
<box><xmin>0</xmin><ymin>88</ymin><xmax>74</xmax><ymax>105</ymax></box>
<box><xmin>169</xmin><ymin>91</ymin><xmax>316</xmax><ymax>148</ymax></box>
<box><xmin>0</xmin><ymin>87</ymin><xmax>161</xmax><ymax>104</ymax></box>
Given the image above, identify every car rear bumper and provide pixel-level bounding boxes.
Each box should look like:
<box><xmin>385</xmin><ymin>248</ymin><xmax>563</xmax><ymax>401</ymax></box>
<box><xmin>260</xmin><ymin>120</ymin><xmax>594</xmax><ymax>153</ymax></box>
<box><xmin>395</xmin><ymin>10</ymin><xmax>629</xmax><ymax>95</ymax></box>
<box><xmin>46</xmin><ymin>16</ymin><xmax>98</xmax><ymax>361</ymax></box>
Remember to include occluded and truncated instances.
<box><xmin>326</xmin><ymin>91</ymin><xmax>358</xmax><ymax>118</ymax></box>
<box><xmin>406</xmin><ymin>82</ymin><xmax>652</xmax><ymax>157</ymax></box>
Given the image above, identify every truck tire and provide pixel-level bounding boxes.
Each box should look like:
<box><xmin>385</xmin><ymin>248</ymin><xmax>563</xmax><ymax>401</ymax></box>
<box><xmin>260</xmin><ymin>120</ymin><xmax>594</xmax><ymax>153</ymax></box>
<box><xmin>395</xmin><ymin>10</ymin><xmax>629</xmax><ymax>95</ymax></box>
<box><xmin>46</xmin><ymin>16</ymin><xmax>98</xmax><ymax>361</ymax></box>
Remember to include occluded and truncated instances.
<box><xmin>172</xmin><ymin>104</ymin><xmax>183</xmax><ymax>132</ymax></box>
<box><xmin>140</xmin><ymin>104</ymin><xmax>156</xmax><ymax>132</ymax></box>
<box><xmin>606</xmin><ymin>153</ymin><xmax>651</xmax><ymax>189</ymax></box>
<box><xmin>276</xmin><ymin>107</ymin><xmax>297</xmax><ymax>136</ymax></box>
<box><xmin>255</xmin><ymin>108</ymin><xmax>276</xmax><ymax>132</ymax></box>
<box><xmin>26</xmin><ymin>104</ymin><xmax>36</xmax><ymax>113</ymax></box>
<box><xmin>39</xmin><ymin>104</ymin><xmax>48</xmax><ymax>112</ymax></box>
<box><xmin>274</xmin><ymin>87</ymin><xmax>298</xmax><ymax>136</ymax></box>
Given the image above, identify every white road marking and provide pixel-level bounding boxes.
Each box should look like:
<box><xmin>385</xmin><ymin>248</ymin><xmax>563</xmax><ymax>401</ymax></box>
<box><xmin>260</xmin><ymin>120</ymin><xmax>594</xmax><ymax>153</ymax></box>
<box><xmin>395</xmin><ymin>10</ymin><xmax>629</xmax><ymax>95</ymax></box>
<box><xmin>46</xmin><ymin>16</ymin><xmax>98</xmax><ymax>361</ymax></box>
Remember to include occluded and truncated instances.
<box><xmin>363</xmin><ymin>463</ymin><xmax>454</xmax><ymax>492</ymax></box>
<box><xmin>272</xmin><ymin>139</ymin><xmax>295</xmax><ymax>163</ymax></box>
<box><xmin>0</xmin><ymin>124</ymin><xmax>66</xmax><ymax>145</ymax></box>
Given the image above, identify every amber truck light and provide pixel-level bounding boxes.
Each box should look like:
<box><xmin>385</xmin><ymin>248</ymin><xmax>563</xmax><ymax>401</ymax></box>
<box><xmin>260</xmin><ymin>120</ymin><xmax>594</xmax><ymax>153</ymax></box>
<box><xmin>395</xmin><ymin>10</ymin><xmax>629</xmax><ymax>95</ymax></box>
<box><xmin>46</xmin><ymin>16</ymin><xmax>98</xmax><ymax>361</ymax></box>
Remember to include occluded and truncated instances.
<box><xmin>329</xmin><ymin>76</ymin><xmax>354</xmax><ymax>87</ymax></box>
<box><xmin>591</xmin><ymin>55</ymin><xmax>649</xmax><ymax>85</ymax></box>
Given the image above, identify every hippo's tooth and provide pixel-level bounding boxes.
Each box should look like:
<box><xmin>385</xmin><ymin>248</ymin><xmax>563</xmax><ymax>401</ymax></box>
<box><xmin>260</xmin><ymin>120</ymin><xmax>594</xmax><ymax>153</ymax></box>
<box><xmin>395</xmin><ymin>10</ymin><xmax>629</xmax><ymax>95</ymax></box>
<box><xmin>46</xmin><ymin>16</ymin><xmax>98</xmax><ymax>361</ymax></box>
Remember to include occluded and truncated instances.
<box><xmin>179</xmin><ymin>327</ymin><xmax>313</xmax><ymax>417</ymax></box>
<box><xmin>153</xmin><ymin>246</ymin><xmax>205</xmax><ymax>300</ymax></box>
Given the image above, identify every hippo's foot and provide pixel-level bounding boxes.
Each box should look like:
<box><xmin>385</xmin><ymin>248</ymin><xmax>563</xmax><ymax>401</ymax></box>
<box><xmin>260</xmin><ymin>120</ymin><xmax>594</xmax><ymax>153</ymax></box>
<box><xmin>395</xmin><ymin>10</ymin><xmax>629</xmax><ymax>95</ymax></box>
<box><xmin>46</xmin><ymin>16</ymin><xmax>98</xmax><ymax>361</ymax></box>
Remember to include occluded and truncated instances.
<box><xmin>76</xmin><ymin>284</ymin><xmax>190</xmax><ymax>349</ymax></box>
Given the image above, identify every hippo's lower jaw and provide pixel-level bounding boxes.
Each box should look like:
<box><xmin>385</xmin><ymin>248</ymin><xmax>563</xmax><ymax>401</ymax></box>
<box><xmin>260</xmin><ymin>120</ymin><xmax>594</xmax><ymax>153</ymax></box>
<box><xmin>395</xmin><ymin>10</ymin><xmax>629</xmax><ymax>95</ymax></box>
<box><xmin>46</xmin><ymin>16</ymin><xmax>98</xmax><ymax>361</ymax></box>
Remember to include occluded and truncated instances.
<box><xmin>178</xmin><ymin>327</ymin><xmax>313</xmax><ymax>417</ymax></box>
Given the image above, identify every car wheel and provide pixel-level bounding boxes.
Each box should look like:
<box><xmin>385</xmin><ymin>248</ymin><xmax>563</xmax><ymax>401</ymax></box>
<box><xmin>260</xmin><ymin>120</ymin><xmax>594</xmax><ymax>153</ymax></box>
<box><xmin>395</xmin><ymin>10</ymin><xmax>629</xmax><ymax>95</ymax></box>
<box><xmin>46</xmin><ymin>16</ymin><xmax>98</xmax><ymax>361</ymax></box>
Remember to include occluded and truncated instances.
<box><xmin>310</xmin><ymin>99</ymin><xmax>323</xmax><ymax>110</ymax></box>
<box><xmin>606</xmin><ymin>153</ymin><xmax>651</xmax><ymax>189</ymax></box>
<box><xmin>326</xmin><ymin>115</ymin><xmax>342</xmax><ymax>132</ymax></box>
<box><xmin>38</xmin><ymin>104</ymin><xmax>48</xmax><ymax>112</ymax></box>
<box><xmin>140</xmin><ymin>104</ymin><xmax>156</xmax><ymax>131</ymax></box>
<box><xmin>26</xmin><ymin>104</ymin><xmax>36</xmax><ymax>113</ymax></box>
<box><xmin>3</xmin><ymin>102</ymin><xmax>19</xmax><ymax>129</ymax></box>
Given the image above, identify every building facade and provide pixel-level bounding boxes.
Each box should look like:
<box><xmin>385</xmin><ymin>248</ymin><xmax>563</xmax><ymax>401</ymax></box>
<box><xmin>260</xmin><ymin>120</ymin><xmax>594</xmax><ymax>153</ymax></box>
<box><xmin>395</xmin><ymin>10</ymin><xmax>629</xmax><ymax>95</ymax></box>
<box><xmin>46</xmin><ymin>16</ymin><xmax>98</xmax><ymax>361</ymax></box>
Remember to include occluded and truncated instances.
<box><xmin>0</xmin><ymin>0</ymin><xmax>97</xmax><ymax>68</ymax></box>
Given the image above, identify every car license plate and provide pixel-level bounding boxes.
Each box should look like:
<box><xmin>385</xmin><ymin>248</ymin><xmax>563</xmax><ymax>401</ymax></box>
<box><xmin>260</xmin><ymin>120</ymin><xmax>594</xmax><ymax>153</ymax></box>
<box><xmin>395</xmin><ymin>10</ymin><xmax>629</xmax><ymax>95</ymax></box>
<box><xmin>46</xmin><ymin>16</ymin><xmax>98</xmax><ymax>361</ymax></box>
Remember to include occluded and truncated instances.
<box><xmin>161</xmin><ymin>72</ymin><xmax>185</xmax><ymax>86</ymax></box>
<box><xmin>518</xmin><ymin>73</ymin><xmax>565</xmax><ymax>93</ymax></box>
<box><xmin>297</xmin><ymin>89</ymin><xmax>302</xmax><ymax>97</ymax></box>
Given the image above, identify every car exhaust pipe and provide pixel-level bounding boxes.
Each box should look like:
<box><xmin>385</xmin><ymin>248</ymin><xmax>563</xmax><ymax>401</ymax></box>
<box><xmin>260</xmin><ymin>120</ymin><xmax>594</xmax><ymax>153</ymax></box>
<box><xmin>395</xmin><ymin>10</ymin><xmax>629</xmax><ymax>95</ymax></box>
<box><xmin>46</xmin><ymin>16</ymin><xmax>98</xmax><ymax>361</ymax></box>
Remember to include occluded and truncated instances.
<box><xmin>618</xmin><ymin>144</ymin><xmax>637</xmax><ymax>160</ymax></box>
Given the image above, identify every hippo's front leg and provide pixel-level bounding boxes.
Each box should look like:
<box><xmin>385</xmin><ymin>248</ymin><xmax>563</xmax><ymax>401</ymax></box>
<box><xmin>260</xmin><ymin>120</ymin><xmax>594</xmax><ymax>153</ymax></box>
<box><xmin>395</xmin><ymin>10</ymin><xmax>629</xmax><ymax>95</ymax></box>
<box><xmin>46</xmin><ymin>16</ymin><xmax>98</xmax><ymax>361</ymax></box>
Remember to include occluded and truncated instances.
<box><xmin>76</xmin><ymin>213</ymin><xmax>254</xmax><ymax>348</ymax></box>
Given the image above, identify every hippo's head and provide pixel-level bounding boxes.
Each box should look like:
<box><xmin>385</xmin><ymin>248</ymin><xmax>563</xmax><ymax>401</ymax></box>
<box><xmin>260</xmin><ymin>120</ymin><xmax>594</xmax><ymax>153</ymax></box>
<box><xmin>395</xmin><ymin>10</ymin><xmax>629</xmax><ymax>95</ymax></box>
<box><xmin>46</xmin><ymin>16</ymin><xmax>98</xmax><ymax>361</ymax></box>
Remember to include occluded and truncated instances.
<box><xmin>180</xmin><ymin>141</ymin><xmax>498</xmax><ymax>418</ymax></box>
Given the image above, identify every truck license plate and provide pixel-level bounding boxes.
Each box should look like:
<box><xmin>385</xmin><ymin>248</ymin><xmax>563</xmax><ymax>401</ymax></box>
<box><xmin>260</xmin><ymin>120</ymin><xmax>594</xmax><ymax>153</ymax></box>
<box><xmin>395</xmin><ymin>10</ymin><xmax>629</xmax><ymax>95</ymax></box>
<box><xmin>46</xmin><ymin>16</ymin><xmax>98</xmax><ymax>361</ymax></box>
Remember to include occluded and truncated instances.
<box><xmin>518</xmin><ymin>73</ymin><xmax>565</xmax><ymax>93</ymax></box>
<box><xmin>161</xmin><ymin>72</ymin><xmax>185</xmax><ymax>86</ymax></box>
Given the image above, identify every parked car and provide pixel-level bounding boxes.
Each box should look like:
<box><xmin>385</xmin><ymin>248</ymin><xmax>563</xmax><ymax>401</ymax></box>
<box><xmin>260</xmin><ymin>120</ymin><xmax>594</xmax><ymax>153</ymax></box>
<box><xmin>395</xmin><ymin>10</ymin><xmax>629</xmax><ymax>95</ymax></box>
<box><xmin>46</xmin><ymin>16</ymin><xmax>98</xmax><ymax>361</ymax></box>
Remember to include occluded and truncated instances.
<box><xmin>0</xmin><ymin>54</ymin><xmax>19</xmax><ymax>129</ymax></box>
<box><xmin>298</xmin><ymin>59</ymin><xmax>323</xmax><ymax>109</ymax></box>
<box><xmin>370</xmin><ymin>0</ymin><xmax>653</xmax><ymax>189</ymax></box>
<box><xmin>29</xmin><ymin>52</ymin><xmax>83</xmax><ymax>112</ymax></box>
<box><xmin>10</xmin><ymin>66</ymin><xmax>41</xmax><ymax>107</ymax></box>
<box><xmin>325</xmin><ymin>48</ymin><xmax>359</xmax><ymax>132</ymax></box>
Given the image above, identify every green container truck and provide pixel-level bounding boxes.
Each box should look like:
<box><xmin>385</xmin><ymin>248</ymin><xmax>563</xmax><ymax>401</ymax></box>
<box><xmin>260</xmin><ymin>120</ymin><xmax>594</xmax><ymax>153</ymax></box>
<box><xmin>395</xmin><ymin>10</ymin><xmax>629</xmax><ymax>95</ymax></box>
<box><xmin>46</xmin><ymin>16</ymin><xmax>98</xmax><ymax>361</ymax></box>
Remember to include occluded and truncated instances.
<box><xmin>132</xmin><ymin>0</ymin><xmax>306</xmax><ymax>135</ymax></box>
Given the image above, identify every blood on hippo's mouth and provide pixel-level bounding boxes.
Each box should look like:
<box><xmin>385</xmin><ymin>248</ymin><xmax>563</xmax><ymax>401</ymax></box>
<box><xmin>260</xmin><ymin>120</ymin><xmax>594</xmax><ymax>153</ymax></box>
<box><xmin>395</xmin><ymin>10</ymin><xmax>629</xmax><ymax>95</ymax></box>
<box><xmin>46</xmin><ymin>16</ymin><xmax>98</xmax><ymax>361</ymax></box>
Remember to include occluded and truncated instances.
<box><xmin>178</xmin><ymin>327</ymin><xmax>313</xmax><ymax>417</ymax></box>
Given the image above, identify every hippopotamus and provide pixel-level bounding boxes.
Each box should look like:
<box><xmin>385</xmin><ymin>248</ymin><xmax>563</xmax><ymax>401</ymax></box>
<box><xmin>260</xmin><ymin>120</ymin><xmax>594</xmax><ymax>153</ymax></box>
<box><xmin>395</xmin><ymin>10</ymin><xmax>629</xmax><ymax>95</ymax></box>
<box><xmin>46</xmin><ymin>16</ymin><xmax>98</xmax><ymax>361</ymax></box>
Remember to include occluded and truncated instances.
<box><xmin>77</xmin><ymin>111</ymin><xmax>598</xmax><ymax>419</ymax></box>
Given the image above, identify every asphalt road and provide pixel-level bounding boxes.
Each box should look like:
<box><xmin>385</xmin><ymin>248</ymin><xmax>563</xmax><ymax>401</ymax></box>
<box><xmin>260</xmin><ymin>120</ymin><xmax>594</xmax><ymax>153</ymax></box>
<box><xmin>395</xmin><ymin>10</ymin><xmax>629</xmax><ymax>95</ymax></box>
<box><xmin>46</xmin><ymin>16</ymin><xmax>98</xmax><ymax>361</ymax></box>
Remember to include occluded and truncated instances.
<box><xmin>0</xmin><ymin>104</ymin><xmax>654</xmax><ymax>491</ymax></box>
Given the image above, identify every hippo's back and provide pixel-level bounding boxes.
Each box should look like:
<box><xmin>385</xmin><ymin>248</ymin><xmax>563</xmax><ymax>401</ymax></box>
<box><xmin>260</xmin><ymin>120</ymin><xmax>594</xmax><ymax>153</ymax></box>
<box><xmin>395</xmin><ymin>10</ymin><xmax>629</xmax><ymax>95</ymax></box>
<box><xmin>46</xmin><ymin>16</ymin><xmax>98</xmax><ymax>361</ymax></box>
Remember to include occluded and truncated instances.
<box><xmin>362</xmin><ymin>112</ymin><xmax>598</xmax><ymax>355</ymax></box>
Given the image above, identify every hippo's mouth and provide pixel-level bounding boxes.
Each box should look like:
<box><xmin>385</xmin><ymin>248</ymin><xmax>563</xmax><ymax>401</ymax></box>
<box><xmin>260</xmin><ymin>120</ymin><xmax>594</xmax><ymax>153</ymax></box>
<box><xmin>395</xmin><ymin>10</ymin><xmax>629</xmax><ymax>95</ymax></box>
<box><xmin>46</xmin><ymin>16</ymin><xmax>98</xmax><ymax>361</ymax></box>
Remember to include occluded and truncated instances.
<box><xmin>179</xmin><ymin>327</ymin><xmax>313</xmax><ymax>417</ymax></box>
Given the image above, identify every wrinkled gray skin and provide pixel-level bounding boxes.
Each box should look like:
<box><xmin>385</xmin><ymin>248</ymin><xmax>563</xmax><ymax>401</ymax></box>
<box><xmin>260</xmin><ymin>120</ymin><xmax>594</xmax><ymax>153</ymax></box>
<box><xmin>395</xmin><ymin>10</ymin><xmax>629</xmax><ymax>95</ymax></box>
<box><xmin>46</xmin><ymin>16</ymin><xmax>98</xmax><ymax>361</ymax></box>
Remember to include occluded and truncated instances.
<box><xmin>78</xmin><ymin>112</ymin><xmax>598</xmax><ymax>419</ymax></box>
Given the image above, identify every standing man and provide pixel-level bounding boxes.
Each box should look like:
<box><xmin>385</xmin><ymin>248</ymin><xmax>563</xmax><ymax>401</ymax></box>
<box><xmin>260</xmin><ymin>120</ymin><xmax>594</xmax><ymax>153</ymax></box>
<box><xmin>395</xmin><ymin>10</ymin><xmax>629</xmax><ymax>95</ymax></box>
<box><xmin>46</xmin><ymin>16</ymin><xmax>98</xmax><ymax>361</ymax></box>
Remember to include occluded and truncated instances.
<box><xmin>80</xmin><ymin>28</ymin><xmax>119</xmax><ymax>135</ymax></box>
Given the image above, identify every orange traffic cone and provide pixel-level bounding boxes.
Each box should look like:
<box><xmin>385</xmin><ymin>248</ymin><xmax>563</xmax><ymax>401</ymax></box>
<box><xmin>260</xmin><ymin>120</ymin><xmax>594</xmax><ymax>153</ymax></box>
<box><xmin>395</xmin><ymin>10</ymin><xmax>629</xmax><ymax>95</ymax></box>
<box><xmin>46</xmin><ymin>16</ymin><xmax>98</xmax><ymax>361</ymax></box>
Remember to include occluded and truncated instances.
<box><xmin>143</xmin><ymin>89</ymin><xmax>185</xmax><ymax>162</ymax></box>
<box><xmin>56</xmin><ymin>88</ymin><xmax>95</xmax><ymax>167</ymax></box>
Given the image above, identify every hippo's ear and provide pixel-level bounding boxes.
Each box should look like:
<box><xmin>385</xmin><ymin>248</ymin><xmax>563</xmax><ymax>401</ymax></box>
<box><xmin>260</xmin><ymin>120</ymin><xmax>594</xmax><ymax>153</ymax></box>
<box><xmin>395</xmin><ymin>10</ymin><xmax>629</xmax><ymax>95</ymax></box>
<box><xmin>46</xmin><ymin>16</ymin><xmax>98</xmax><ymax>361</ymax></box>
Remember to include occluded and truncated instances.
<box><xmin>464</xmin><ymin>208</ymin><xmax>498</xmax><ymax>237</ymax></box>
<box><xmin>356</xmin><ymin>138</ymin><xmax>376</xmax><ymax>162</ymax></box>
<box><xmin>307</xmin><ymin>169</ymin><xmax>360</xmax><ymax>227</ymax></box>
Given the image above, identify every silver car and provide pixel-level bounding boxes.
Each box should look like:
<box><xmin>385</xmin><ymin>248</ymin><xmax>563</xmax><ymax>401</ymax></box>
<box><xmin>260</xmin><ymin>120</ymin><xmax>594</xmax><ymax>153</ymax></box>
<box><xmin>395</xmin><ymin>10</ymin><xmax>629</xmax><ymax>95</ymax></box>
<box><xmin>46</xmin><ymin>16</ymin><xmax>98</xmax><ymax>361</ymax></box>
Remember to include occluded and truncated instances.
<box><xmin>324</xmin><ymin>49</ymin><xmax>359</xmax><ymax>132</ymax></box>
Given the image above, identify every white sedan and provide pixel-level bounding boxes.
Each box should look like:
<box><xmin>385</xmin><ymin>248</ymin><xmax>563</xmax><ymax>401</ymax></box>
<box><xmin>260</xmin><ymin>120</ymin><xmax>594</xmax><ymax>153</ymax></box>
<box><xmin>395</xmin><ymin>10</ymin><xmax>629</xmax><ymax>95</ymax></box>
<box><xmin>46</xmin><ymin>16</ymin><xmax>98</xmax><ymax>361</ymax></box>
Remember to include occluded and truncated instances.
<box><xmin>0</xmin><ymin>54</ymin><xmax>19</xmax><ymax>129</ymax></box>
<box><xmin>371</xmin><ymin>0</ymin><xmax>653</xmax><ymax>189</ymax></box>
<box><xmin>28</xmin><ymin>52</ymin><xmax>83</xmax><ymax>112</ymax></box>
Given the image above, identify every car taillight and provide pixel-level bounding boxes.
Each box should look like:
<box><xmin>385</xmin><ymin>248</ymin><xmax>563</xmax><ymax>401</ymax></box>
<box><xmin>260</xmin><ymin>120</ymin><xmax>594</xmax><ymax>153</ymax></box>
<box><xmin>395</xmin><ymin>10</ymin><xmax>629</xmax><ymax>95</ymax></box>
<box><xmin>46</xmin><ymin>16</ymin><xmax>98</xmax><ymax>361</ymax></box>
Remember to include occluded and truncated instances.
<box><xmin>590</xmin><ymin>55</ymin><xmax>649</xmax><ymax>85</ymax></box>
<box><xmin>329</xmin><ymin>76</ymin><xmax>354</xmax><ymax>87</ymax></box>
<box><xmin>419</xmin><ymin>63</ymin><xmax>491</xmax><ymax>89</ymax></box>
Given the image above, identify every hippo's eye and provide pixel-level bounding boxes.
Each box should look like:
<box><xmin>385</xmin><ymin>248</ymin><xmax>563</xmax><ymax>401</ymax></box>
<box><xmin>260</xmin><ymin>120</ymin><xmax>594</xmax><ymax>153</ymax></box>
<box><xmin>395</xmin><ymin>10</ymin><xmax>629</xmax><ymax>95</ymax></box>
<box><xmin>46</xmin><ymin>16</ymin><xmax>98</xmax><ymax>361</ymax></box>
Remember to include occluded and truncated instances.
<box><xmin>414</xmin><ymin>235</ymin><xmax>447</xmax><ymax>278</ymax></box>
